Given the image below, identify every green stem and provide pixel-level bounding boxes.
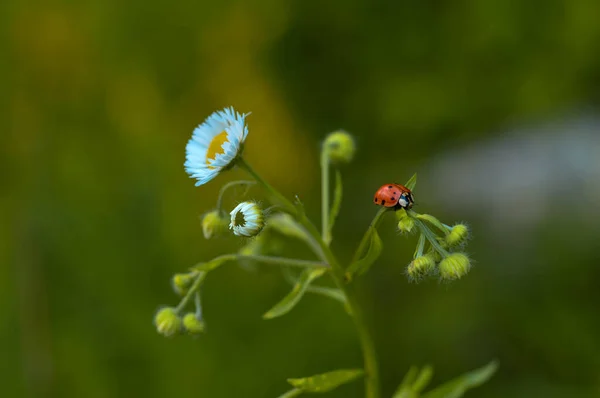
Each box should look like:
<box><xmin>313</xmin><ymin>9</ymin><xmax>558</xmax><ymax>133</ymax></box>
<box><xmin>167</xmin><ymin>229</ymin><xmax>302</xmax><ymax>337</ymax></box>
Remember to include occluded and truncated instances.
<box><xmin>236</xmin><ymin>157</ymin><xmax>297</xmax><ymax>215</ymax></box>
<box><xmin>414</xmin><ymin>233</ymin><xmax>426</xmax><ymax>259</ymax></box>
<box><xmin>351</xmin><ymin>207</ymin><xmax>389</xmax><ymax>264</ymax></box>
<box><xmin>321</xmin><ymin>149</ymin><xmax>331</xmax><ymax>245</ymax></box>
<box><xmin>182</xmin><ymin>254</ymin><xmax>328</xmax><ymax>314</ymax></box>
<box><xmin>408</xmin><ymin>212</ymin><xmax>451</xmax><ymax>258</ymax></box>
<box><xmin>415</xmin><ymin>213</ymin><xmax>449</xmax><ymax>235</ymax></box>
<box><xmin>175</xmin><ymin>271</ymin><xmax>206</xmax><ymax>313</ymax></box>
<box><xmin>240</xmin><ymin>157</ymin><xmax>380</xmax><ymax>398</ymax></box>
<box><xmin>193</xmin><ymin>254</ymin><xmax>329</xmax><ymax>271</ymax></box>
<box><xmin>194</xmin><ymin>291</ymin><xmax>203</xmax><ymax>318</ymax></box>
<box><xmin>216</xmin><ymin>180</ymin><xmax>256</xmax><ymax>212</ymax></box>
<box><xmin>277</xmin><ymin>388</ymin><xmax>303</xmax><ymax>398</ymax></box>
<box><xmin>239</xmin><ymin>255</ymin><xmax>329</xmax><ymax>269</ymax></box>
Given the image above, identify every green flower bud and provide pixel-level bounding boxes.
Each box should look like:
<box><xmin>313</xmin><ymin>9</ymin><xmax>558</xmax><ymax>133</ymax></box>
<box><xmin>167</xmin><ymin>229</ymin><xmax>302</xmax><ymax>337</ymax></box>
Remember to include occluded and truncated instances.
<box><xmin>324</xmin><ymin>131</ymin><xmax>355</xmax><ymax>164</ymax></box>
<box><xmin>154</xmin><ymin>307</ymin><xmax>182</xmax><ymax>337</ymax></box>
<box><xmin>183</xmin><ymin>313</ymin><xmax>205</xmax><ymax>334</ymax></box>
<box><xmin>229</xmin><ymin>201</ymin><xmax>265</xmax><ymax>237</ymax></box>
<box><xmin>172</xmin><ymin>273</ymin><xmax>194</xmax><ymax>296</ymax></box>
<box><xmin>202</xmin><ymin>210</ymin><xmax>229</xmax><ymax>239</ymax></box>
<box><xmin>445</xmin><ymin>224</ymin><xmax>469</xmax><ymax>247</ymax></box>
<box><xmin>439</xmin><ymin>253</ymin><xmax>471</xmax><ymax>281</ymax></box>
<box><xmin>398</xmin><ymin>216</ymin><xmax>415</xmax><ymax>233</ymax></box>
<box><xmin>407</xmin><ymin>254</ymin><xmax>436</xmax><ymax>282</ymax></box>
<box><xmin>395</xmin><ymin>208</ymin><xmax>408</xmax><ymax>220</ymax></box>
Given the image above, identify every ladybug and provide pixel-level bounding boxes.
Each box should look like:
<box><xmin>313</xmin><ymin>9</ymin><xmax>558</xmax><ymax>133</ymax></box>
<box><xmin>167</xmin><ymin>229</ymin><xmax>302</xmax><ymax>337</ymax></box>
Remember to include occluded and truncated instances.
<box><xmin>373</xmin><ymin>183</ymin><xmax>414</xmax><ymax>209</ymax></box>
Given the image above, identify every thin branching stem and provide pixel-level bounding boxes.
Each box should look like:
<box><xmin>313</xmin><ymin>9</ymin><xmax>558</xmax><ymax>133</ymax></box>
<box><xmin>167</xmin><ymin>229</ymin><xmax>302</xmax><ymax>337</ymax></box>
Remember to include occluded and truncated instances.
<box><xmin>177</xmin><ymin>255</ymin><xmax>328</xmax><ymax>314</ymax></box>
<box><xmin>216</xmin><ymin>180</ymin><xmax>256</xmax><ymax>212</ymax></box>
<box><xmin>175</xmin><ymin>272</ymin><xmax>206</xmax><ymax>313</ymax></box>
<box><xmin>239</xmin><ymin>157</ymin><xmax>381</xmax><ymax>398</ymax></box>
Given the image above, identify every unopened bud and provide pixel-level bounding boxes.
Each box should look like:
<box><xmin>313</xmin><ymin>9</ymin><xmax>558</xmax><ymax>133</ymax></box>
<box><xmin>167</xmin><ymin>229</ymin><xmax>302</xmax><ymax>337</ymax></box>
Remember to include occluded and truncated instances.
<box><xmin>183</xmin><ymin>313</ymin><xmax>205</xmax><ymax>334</ymax></box>
<box><xmin>154</xmin><ymin>307</ymin><xmax>182</xmax><ymax>337</ymax></box>
<box><xmin>202</xmin><ymin>210</ymin><xmax>229</xmax><ymax>239</ymax></box>
<box><xmin>398</xmin><ymin>217</ymin><xmax>415</xmax><ymax>233</ymax></box>
<box><xmin>324</xmin><ymin>131</ymin><xmax>355</xmax><ymax>164</ymax></box>
<box><xmin>407</xmin><ymin>254</ymin><xmax>436</xmax><ymax>281</ymax></box>
<box><xmin>439</xmin><ymin>253</ymin><xmax>471</xmax><ymax>281</ymax></box>
<box><xmin>446</xmin><ymin>224</ymin><xmax>469</xmax><ymax>247</ymax></box>
<box><xmin>172</xmin><ymin>273</ymin><xmax>194</xmax><ymax>296</ymax></box>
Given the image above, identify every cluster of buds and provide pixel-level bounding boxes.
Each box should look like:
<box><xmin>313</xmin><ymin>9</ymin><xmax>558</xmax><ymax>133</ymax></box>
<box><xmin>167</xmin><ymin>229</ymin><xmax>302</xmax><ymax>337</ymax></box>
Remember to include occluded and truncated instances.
<box><xmin>155</xmin><ymin>271</ymin><xmax>208</xmax><ymax>337</ymax></box>
<box><xmin>397</xmin><ymin>209</ymin><xmax>471</xmax><ymax>282</ymax></box>
<box><xmin>156</xmin><ymin>200</ymin><xmax>267</xmax><ymax>337</ymax></box>
<box><xmin>153</xmin><ymin>307</ymin><xmax>206</xmax><ymax>337</ymax></box>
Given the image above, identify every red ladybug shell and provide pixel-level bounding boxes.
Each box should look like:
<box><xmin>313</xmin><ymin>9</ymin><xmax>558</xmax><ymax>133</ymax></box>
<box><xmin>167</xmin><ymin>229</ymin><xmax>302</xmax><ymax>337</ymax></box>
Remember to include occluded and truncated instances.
<box><xmin>373</xmin><ymin>183</ymin><xmax>413</xmax><ymax>208</ymax></box>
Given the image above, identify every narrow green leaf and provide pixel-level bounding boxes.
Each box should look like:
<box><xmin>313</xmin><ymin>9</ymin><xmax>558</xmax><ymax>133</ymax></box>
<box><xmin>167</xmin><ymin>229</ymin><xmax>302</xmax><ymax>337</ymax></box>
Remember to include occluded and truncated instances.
<box><xmin>263</xmin><ymin>268</ymin><xmax>326</xmax><ymax>319</ymax></box>
<box><xmin>393</xmin><ymin>365</ymin><xmax>433</xmax><ymax>398</ymax></box>
<box><xmin>422</xmin><ymin>360</ymin><xmax>498</xmax><ymax>398</ymax></box>
<box><xmin>346</xmin><ymin>229</ymin><xmax>383</xmax><ymax>279</ymax></box>
<box><xmin>393</xmin><ymin>366</ymin><xmax>418</xmax><ymax>398</ymax></box>
<box><xmin>287</xmin><ymin>369</ymin><xmax>364</xmax><ymax>393</ymax></box>
<box><xmin>306</xmin><ymin>285</ymin><xmax>347</xmax><ymax>304</ymax></box>
<box><xmin>326</xmin><ymin>169</ymin><xmax>343</xmax><ymax>244</ymax></box>
<box><xmin>284</xmin><ymin>268</ymin><xmax>349</xmax><ymax>314</ymax></box>
<box><xmin>294</xmin><ymin>195</ymin><xmax>306</xmax><ymax>217</ymax></box>
<box><xmin>412</xmin><ymin>365</ymin><xmax>434</xmax><ymax>393</ymax></box>
<box><xmin>404</xmin><ymin>173</ymin><xmax>418</xmax><ymax>191</ymax></box>
<box><xmin>276</xmin><ymin>388</ymin><xmax>303</xmax><ymax>398</ymax></box>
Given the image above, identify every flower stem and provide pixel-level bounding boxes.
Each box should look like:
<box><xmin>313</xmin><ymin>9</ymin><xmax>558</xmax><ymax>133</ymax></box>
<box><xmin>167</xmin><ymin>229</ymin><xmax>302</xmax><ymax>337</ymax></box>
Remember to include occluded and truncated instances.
<box><xmin>175</xmin><ymin>271</ymin><xmax>206</xmax><ymax>313</ymax></box>
<box><xmin>240</xmin><ymin>158</ymin><xmax>380</xmax><ymax>398</ymax></box>
<box><xmin>216</xmin><ymin>180</ymin><xmax>256</xmax><ymax>212</ymax></box>
<box><xmin>408</xmin><ymin>211</ymin><xmax>451</xmax><ymax>258</ymax></box>
<box><xmin>239</xmin><ymin>255</ymin><xmax>329</xmax><ymax>269</ymax></box>
<box><xmin>236</xmin><ymin>157</ymin><xmax>297</xmax><ymax>215</ymax></box>
<box><xmin>298</xmin><ymin>213</ymin><xmax>380</xmax><ymax>398</ymax></box>
<box><xmin>181</xmin><ymin>255</ymin><xmax>328</xmax><ymax>314</ymax></box>
<box><xmin>321</xmin><ymin>149</ymin><xmax>331</xmax><ymax>245</ymax></box>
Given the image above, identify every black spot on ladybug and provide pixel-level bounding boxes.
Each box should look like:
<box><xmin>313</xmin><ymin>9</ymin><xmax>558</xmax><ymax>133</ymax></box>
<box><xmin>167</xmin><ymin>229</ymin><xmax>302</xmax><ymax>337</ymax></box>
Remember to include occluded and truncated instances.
<box><xmin>381</xmin><ymin>200</ymin><xmax>386</xmax><ymax>205</ymax></box>
<box><xmin>388</xmin><ymin>185</ymin><xmax>393</xmax><ymax>188</ymax></box>
<box><xmin>374</xmin><ymin>197</ymin><xmax>378</xmax><ymax>202</ymax></box>
<box><xmin>391</xmin><ymin>197</ymin><xmax>395</xmax><ymax>201</ymax></box>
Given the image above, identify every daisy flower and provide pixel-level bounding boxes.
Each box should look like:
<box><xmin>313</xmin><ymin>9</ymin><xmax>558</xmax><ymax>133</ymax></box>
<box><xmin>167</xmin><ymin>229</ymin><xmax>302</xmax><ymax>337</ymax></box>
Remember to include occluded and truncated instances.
<box><xmin>229</xmin><ymin>201</ymin><xmax>265</xmax><ymax>237</ymax></box>
<box><xmin>185</xmin><ymin>107</ymin><xmax>249</xmax><ymax>186</ymax></box>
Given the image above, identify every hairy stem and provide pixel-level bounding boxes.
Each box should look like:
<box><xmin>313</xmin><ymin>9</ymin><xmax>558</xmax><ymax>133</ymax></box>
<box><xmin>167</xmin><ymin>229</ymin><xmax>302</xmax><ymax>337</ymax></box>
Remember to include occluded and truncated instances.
<box><xmin>240</xmin><ymin>157</ymin><xmax>380</xmax><ymax>398</ymax></box>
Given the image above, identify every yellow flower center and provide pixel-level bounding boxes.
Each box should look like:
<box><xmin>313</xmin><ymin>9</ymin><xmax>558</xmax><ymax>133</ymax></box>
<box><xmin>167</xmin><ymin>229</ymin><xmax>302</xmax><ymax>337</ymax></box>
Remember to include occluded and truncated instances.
<box><xmin>205</xmin><ymin>131</ymin><xmax>229</xmax><ymax>168</ymax></box>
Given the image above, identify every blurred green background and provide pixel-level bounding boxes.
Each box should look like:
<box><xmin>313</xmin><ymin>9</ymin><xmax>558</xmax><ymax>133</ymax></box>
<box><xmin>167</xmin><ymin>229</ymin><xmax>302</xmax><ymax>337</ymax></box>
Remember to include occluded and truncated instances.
<box><xmin>3</xmin><ymin>0</ymin><xmax>600</xmax><ymax>397</ymax></box>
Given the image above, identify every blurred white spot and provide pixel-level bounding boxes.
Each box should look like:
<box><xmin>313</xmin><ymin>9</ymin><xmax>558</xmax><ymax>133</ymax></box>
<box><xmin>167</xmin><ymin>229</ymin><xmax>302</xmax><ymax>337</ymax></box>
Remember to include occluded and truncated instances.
<box><xmin>427</xmin><ymin>113</ymin><xmax>600</xmax><ymax>233</ymax></box>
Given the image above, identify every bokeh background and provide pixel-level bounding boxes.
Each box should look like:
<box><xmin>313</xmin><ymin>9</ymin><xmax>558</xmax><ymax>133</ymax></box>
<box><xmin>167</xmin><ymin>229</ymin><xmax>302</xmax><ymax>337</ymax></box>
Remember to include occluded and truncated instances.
<box><xmin>3</xmin><ymin>0</ymin><xmax>600</xmax><ymax>397</ymax></box>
